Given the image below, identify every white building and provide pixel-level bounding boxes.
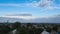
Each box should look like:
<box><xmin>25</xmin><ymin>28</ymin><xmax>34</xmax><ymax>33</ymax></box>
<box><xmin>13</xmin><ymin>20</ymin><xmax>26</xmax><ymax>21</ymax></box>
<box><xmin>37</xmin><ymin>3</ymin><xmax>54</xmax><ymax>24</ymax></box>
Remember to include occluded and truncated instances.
<box><xmin>41</xmin><ymin>30</ymin><xmax>50</xmax><ymax>34</ymax></box>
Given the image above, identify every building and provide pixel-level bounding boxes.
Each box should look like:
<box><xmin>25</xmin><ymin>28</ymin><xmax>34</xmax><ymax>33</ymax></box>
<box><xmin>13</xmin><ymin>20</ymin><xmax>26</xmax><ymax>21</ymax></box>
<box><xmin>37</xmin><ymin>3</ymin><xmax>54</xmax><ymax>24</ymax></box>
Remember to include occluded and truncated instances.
<box><xmin>41</xmin><ymin>30</ymin><xmax>50</xmax><ymax>34</ymax></box>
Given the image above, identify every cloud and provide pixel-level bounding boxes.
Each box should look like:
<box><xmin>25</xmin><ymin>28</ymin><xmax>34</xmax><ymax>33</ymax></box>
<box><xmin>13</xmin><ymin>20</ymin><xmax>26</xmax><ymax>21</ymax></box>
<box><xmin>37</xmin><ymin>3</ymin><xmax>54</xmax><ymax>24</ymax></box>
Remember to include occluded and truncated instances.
<box><xmin>8</xmin><ymin>13</ymin><xmax>32</xmax><ymax>16</ymax></box>
<box><xmin>28</xmin><ymin>14</ymin><xmax>60</xmax><ymax>23</ymax></box>
<box><xmin>1</xmin><ymin>12</ymin><xmax>34</xmax><ymax>20</ymax></box>
<box><xmin>0</xmin><ymin>4</ymin><xmax>20</xmax><ymax>7</ymax></box>
<box><xmin>2</xmin><ymin>16</ymin><xmax>38</xmax><ymax>20</ymax></box>
<box><xmin>4</xmin><ymin>12</ymin><xmax>32</xmax><ymax>16</ymax></box>
<box><xmin>30</xmin><ymin>0</ymin><xmax>60</xmax><ymax>10</ymax></box>
<box><xmin>1</xmin><ymin>14</ymin><xmax>60</xmax><ymax>23</ymax></box>
<box><xmin>0</xmin><ymin>0</ymin><xmax>52</xmax><ymax>7</ymax></box>
<box><xmin>0</xmin><ymin>12</ymin><xmax>34</xmax><ymax>20</ymax></box>
<box><xmin>0</xmin><ymin>0</ymin><xmax>60</xmax><ymax>13</ymax></box>
<box><xmin>0</xmin><ymin>0</ymin><xmax>60</xmax><ymax>9</ymax></box>
<box><xmin>37</xmin><ymin>0</ymin><xmax>60</xmax><ymax>9</ymax></box>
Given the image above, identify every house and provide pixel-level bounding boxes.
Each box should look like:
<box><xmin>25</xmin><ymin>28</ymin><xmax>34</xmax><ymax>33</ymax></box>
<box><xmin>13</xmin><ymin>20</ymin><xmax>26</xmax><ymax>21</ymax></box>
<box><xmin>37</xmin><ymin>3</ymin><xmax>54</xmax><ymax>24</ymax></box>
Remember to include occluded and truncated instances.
<box><xmin>9</xmin><ymin>29</ymin><xmax>16</xmax><ymax>34</ymax></box>
<box><xmin>41</xmin><ymin>30</ymin><xmax>50</xmax><ymax>34</ymax></box>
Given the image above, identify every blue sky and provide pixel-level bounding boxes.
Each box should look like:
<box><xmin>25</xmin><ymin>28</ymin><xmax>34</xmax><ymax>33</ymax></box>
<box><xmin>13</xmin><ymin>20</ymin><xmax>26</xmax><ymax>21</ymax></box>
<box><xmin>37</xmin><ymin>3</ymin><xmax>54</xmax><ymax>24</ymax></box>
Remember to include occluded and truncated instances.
<box><xmin>0</xmin><ymin>0</ymin><xmax>60</xmax><ymax>19</ymax></box>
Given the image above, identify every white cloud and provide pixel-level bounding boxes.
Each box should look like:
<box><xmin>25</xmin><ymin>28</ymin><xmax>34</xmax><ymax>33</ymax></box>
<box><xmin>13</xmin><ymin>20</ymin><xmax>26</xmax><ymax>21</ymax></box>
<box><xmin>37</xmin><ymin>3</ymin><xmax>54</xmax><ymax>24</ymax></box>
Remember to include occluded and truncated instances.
<box><xmin>2</xmin><ymin>16</ymin><xmax>38</xmax><ymax>20</ymax></box>
<box><xmin>0</xmin><ymin>4</ymin><xmax>20</xmax><ymax>7</ymax></box>
<box><xmin>31</xmin><ymin>0</ymin><xmax>60</xmax><ymax>9</ymax></box>
<box><xmin>0</xmin><ymin>12</ymin><xmax>36</xmax><ymax>20</ymax></box>
<box><xmin>0</xmin><ymin>0</ymin><xmax>60</xmax><ymax>9</ymax></box>
<box><xmin>0</xmin><ymin>0</ymin><xmax>60</xmax><ymax>14</ymax></box>
<box><xmin>0</xmin><ymin>12</ymin><xmax>47</xmax><ymax>20</ymax></box>
<box><xmin>1</xmin><ymin>14</ymin><xmax>60</xmax><ymax>23</ymax></box>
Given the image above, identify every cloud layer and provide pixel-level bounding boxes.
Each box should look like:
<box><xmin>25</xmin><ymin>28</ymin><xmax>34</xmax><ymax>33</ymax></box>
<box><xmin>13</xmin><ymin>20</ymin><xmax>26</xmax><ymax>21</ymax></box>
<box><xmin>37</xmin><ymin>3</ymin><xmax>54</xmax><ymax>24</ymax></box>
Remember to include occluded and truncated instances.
<box><xmin>0</xmin><ymin>14</ymin><xmax>60</xmax><ymax>23</ymax></box>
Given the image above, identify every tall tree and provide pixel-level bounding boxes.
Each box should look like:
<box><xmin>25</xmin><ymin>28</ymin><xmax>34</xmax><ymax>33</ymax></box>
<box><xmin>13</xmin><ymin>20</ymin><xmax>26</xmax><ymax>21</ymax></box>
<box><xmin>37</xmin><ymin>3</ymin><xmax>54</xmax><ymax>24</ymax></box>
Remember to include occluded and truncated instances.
<box><xmin>13</xmin><ymin>22</ymin><xmax>21</xmax><ymax>34</ymax></box>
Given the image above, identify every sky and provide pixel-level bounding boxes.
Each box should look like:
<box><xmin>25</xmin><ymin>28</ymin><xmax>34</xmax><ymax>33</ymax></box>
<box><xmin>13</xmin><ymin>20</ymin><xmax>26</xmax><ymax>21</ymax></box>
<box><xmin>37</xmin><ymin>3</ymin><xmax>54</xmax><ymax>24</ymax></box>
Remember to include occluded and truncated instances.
<box><xmin>0</xmin><ymin>0</ymin><xmax>60</xmax><ymax>20</ymax></box>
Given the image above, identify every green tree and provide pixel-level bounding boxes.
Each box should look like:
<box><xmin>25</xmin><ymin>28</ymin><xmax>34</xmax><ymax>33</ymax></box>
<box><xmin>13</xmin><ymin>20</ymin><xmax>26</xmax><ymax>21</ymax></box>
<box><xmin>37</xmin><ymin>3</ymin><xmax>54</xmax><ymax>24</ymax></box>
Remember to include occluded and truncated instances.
<box><xmin>14</xmin><ymin>22</ymin><xmax>21</xmax><ymax>34</ymax></box>
<box><xmin>35</xmin><ymin>28</ymin><xmax>44</xmax><ymax>34</ymax></box>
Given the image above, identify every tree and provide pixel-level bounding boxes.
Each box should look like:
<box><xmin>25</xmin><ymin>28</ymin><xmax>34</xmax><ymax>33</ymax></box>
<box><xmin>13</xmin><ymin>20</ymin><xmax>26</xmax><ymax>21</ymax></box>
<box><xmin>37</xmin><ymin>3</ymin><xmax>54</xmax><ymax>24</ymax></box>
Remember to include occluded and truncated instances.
<box><xmin>13</xmin><ymin>22</ymin><xmax>21</xmax><ymax>34</ymax></box>
<box><xmin>26</xmin><ymin>23</ymin><xmax>33</xmax><ymax>28</ymax></box>
<box><xmin>35</xmin><ymin>28</ymin><xmax>44</xmax><ymax>34</ymax></box>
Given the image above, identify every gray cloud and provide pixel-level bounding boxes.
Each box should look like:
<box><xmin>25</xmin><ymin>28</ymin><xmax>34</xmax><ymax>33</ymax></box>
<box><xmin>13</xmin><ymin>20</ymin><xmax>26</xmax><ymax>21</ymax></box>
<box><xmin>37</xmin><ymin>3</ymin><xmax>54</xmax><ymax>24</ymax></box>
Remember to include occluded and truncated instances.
<box><xmin>7</xmin><ymin>13</ymin><xmax>32</xmax><ymax>16</ymax></box>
